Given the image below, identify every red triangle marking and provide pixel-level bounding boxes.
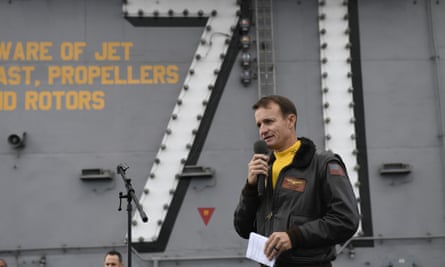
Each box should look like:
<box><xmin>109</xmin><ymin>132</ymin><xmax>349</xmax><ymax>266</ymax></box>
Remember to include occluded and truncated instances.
<box><xmin>197</xmin><ymin>207</ymin><xmax>215</xmax><ymax>226</ymax></box>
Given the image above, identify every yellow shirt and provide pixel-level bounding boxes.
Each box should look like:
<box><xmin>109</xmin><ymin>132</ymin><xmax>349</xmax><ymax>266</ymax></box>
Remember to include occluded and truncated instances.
<box><xmin>272</xmin><ymin>140</ymin><xmax>301</xmax><ymax>188</ymax></box>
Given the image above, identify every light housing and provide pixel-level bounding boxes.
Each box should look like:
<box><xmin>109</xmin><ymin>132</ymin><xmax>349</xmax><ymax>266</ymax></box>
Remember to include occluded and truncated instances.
<box><xmin>8</xmin><ymin>132</ymin><xmax>26</xmax><ymax>149</ymax></box>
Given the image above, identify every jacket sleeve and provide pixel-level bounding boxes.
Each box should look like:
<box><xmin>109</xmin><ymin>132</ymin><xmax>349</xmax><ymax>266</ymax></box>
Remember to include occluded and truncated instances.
<box><xmin>233</xmin><ymin>181</ymin><xmax>260</xmax><ymax>239</ymax></box>
<box><xmin>287</xmin><ymin>155</ymin><xmax>360</xmax><ymax>248</ymax></box>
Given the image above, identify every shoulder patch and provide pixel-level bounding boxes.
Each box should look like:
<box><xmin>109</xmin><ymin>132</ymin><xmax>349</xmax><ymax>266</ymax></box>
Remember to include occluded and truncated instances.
<box><xmin>328</xmin><ymin>162</ymin><xmax>346</xmax><ymax>176</ymax></box>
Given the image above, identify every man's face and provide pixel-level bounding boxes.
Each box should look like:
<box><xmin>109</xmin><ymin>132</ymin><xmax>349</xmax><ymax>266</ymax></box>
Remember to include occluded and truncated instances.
<box><xmin>255</xmin><ymin>102</ymin><xmax>296</xmax><ymax>152</ymax></box>
<box><xmin>104</xmin><ymin>255</ymin><xmax>122</xmax><ymax>267</ymax></box>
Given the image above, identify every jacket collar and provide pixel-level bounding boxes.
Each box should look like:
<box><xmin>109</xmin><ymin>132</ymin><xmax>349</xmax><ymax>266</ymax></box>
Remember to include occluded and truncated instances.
<box><xmin>269</xmin><ymin>137</ymin><xmax>316</xmax><ymax>169</ymax></box>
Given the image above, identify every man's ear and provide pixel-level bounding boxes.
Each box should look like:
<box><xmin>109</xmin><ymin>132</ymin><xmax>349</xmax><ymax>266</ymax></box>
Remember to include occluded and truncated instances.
<box><xmin>287</xmin><ymin>114</ymin><xmax>297</xmax><ymax>129</ymax></box>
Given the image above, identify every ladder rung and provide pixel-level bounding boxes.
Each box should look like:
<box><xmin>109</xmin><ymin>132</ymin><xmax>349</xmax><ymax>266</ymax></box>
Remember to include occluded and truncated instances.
<box><xmin>255</xmin><ymin>0</ymin><xmax>275</xmax><ymax>95</ymax></box>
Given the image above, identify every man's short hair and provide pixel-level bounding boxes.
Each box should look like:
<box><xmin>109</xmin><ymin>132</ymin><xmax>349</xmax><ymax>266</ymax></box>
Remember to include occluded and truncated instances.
<box><xmin>0</xmin><ymin>258</ymin><xmax>7</xmax><ymax>267</ymax></box>
<box><xmin>252</xmin><ymin>95</ymin><xmax>297</xmax><ymax>118</ymax></box>
<box><xmin>105</xmin><ymin>250</ymin><xmax>122</xmax><ymax>262</ymax></box>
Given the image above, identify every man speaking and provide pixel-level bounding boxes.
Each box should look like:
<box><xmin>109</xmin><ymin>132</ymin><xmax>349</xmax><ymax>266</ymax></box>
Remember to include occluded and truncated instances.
<box><xmin>234</xmin><ymin>95</ymin><xmax>360</xmax><ymax>267</ymax></box>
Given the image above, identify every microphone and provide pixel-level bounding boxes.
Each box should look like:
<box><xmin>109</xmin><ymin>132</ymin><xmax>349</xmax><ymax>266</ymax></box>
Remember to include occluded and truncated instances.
<box><xmin>253</xmin><ymin>140</ymin><xmax>269</xmax><ymax>197</ymax></box>
<box><xmin>117</xmin><ymin>163</ymin><xmax>129</xmax><ymax>175</ymax></box>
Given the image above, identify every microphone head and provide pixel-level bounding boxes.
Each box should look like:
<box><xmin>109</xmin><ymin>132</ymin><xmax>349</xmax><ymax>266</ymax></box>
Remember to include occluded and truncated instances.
<box><xmin>253</xmin><ymin>140</ymin><xmax>269</xmax><ymax>155</ymax></box>
<box><xmin>117</xmin><ymin>163</ymin><xmax>129</xmax><ymax>174</ymax></box>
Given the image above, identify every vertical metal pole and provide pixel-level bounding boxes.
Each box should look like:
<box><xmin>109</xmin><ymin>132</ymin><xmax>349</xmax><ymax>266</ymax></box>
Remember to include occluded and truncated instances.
<box><xmin>425</xmin><ymin>0</ymin><xmax>445</xmax><ymax>211</ymax></box>
<box><xmin>127</xmin><ymin>200</ymin><xmax>132</xmax><ymax>267</ymax></box>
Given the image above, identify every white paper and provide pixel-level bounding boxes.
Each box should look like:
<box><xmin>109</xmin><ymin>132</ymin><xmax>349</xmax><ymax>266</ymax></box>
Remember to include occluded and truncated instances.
<box><xmin>245</xmin><ymin>232</ymin><xmax>276</xmax><ymax>267</ymax></box>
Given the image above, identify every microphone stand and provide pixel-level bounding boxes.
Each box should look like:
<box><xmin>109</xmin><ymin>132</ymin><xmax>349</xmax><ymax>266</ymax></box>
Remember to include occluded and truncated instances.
<box><xmin>117</xmin><ymin>164</ymin><xmax>148</xmax><ymax>267</ymax></box>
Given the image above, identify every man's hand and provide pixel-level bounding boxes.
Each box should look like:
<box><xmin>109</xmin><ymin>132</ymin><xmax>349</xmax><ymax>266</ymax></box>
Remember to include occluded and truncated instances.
<box><xmin>247</xmin><ymin>154</ymin><xmax>269</xmax><ymax>185</ymax></box>
<box><xmin>264</xmin><ymin>232</ymin><xmax>292</xmax><ymax>260</ymax></box>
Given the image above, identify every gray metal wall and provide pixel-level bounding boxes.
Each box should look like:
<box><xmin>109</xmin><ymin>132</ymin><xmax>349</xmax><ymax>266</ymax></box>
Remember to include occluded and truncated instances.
<box><xmin>349</xmin><ymin>1</ymin><xmax>445</xmax><ymax>266</ymax></box>
<box><xmin>0</xmin><ymin>0</ymin><xmax>444</xmax><ymax>267</ymax></box>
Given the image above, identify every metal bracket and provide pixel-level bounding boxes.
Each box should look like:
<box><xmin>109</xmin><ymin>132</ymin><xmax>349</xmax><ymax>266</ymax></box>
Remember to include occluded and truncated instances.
<box><xmin>379</xmin><ymin>163</ymin><xmax>412</xmax><ymax>175</ymax></box>
<box><xmin>179</xmin><ymin>165</ymin><xmax>214</xmax><ymax>178</ymax></box>
<box><xmin>80</xmin><ymin>168</ymin><xmax>114</xmax><ymax>181</ymax></box>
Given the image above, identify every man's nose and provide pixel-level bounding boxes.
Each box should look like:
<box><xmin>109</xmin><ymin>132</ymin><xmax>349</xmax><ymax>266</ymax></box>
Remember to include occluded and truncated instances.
<box><xmin>259</xmin><ymin>126</ymin><xmax>268</xmax><ymax>137</ymax></box>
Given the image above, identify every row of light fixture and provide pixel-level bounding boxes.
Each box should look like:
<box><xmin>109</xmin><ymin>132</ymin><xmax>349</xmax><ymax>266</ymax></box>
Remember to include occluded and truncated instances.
<box><xmin>239</xmin><ymin>17</ymin><xmax>253</xmax><ymax>86</ymax></box>
<box><xmin>123</xmin><ymin>0</ymin><xmax>241</xmax><ymax>243</ymax></box>
<box><xmin>318</xmin><ymin>0</ymin><xmax>362</xmax><ymax>235</ymax></box>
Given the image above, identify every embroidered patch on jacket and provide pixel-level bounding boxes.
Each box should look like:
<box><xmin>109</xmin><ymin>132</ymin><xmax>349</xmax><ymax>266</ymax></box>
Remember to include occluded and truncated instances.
<box><xmin>328</xmin><ymin>163</ymin><xmax>346</xmax><ymax>176</ymax></box>
<box><xmin>282</xmin><ymin>177</ymin><xmax>306</xmax><ymax>192</ymax></box>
